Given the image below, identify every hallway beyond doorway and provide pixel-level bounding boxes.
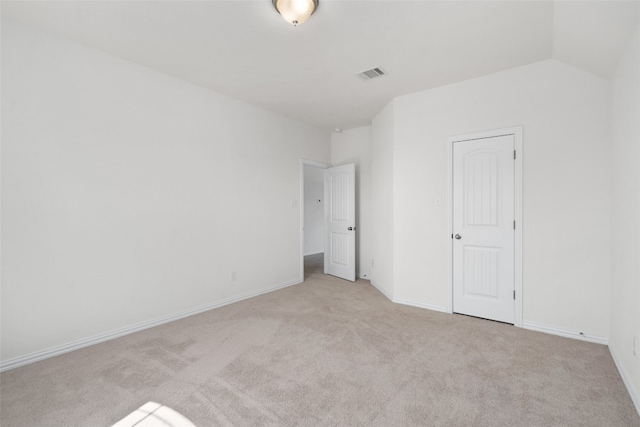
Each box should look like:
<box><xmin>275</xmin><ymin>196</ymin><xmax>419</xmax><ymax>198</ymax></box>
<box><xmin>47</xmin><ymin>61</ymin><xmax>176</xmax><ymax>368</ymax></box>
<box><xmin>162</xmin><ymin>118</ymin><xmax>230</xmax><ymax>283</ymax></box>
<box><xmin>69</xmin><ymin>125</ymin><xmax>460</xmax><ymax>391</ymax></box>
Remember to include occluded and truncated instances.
<box><xmin>304</xmin><ymin>253</ymin><xmax>324</xmax><ymax>280</ymax></box>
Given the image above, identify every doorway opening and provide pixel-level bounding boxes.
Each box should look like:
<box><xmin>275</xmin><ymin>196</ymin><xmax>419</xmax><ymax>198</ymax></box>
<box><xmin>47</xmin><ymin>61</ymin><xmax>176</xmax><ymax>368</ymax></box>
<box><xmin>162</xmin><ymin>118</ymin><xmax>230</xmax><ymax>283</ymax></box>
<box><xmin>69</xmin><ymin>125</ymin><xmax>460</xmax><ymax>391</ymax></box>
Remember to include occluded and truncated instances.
<box><xmin>300</xmin><ymin>159</ymin><xmax>357</xmax><ymax>282</ymax></box>
<box><xmin>300</xmin><ymin>160</ymin><xmax>330</xmax><ymax>281</ymax></box>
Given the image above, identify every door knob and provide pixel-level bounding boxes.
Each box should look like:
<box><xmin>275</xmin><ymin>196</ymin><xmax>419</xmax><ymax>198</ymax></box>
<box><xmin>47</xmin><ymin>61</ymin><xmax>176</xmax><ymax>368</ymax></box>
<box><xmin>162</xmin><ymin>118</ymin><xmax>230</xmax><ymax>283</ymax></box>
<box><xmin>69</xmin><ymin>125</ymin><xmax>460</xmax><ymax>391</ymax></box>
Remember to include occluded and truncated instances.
<box><xmin>454</xmin><ymin>234</ymin><xmax>462</xmax><ymax>240</ymax></box>
<box><xmin>348</xmin><ymin>226</ymin><xmax>356</xmax><ymax>231</ymax></box>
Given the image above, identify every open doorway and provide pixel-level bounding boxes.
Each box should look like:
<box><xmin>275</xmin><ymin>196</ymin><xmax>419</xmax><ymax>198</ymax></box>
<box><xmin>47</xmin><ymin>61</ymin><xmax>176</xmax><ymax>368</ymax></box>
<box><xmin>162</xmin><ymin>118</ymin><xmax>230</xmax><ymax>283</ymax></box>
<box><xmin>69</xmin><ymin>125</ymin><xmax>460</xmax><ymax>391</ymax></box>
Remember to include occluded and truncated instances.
<box><xmin>300</xmin><ymin>159</ymin><xmax>357</xmax><ymax>282</ymax></box>
<box><xmin>301</xmin><ymin>160</ymin><xmax>329</xmax><ymax>280</ymax></box>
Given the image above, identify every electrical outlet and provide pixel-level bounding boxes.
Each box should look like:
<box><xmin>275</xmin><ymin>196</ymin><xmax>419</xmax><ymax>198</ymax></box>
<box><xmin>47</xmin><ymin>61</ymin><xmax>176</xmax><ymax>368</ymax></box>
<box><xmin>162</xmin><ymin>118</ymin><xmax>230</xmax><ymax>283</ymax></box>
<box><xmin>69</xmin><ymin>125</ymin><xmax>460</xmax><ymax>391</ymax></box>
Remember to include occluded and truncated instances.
<box><xmin>230</xmin><ymin>271</ymin><xmax>237</xmax><ymax>282</ymax></box>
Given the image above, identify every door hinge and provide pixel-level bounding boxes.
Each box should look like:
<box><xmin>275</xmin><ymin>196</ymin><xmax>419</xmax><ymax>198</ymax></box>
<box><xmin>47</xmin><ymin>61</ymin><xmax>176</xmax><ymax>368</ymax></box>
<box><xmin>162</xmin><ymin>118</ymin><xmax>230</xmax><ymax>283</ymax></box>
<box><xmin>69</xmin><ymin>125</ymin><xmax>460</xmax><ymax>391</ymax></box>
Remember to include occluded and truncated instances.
<box><xmin>513</xmin><ymin>290</ymin><xmax>516</xmax><ymax>300</ymax></box>
<box><xmin>451</xmin><ymin>233</ymin><xmax>454</xmax><ymax>239</ymax></box>
<box><xmin>514</xmin><ymin>150</ymin><xmax>516</xmax><ymax>160</ymax></box>
<box><xmin>513</xmin><ymin>220</ymin><xmax>516</xmax><ymax>230</ymax></box>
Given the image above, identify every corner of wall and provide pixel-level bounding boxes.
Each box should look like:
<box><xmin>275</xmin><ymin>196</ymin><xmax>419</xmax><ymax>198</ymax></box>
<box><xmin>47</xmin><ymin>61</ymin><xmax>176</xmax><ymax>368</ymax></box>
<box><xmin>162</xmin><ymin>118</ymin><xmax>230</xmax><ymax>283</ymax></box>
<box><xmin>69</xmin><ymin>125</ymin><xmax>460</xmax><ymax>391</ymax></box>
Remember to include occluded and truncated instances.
<box><xmin>609</xmin><ymin>21</ymin><xmax>640</xmax><ymax>417</ymax></box>
<box><xmin>370</xmin><ymin>100</ymin><xmax>395</xmax><ymax>298</ymax></box>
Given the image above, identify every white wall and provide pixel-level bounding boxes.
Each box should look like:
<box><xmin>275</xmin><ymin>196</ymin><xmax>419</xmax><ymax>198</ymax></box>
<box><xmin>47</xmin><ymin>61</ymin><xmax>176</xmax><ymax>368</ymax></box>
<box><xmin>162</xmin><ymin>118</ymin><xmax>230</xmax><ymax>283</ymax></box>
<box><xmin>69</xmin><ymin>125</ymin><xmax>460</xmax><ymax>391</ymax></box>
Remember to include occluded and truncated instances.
<box><xmin>610</xmin><ymin>23</ymin><xmax>640</xmax><ymax>409</ymax></box>
<box><xmin>384</xmin><ymin>59</ymin><xmax>612</xmax><ymax>340</ymax></box>
<box><xmin>303</xmin><ymin>165</ymin><xmax>324</xmax><ymax>256</ymax></box>
<box><xmin>331</xmin><ymin>126</ymin><xmax>372</xmax><ymax>279</ymax></box>
<box><xmin>0</xmin><ymin>20</ymin><xmax>331</xmax><ymax>364</ymax></box>
<box><xmin>370</xmin><ymin>103</ymin><xmax>395</xmax><ymax>298</ymax></box>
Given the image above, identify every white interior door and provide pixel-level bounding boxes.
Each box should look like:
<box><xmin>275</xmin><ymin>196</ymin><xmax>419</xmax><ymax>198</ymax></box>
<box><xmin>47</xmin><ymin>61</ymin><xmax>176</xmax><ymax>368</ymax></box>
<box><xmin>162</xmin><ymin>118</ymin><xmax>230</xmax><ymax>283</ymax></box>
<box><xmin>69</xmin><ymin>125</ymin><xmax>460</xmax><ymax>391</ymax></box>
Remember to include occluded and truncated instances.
<box><xmin>324</xmin><ymin>164</ymin><xmax>356</xmax><ymax>281</ymax></box>
<box><xmin>453</xmin><ymin>135</ymin><xmax>515</xmax><ymax>323</ymax></box>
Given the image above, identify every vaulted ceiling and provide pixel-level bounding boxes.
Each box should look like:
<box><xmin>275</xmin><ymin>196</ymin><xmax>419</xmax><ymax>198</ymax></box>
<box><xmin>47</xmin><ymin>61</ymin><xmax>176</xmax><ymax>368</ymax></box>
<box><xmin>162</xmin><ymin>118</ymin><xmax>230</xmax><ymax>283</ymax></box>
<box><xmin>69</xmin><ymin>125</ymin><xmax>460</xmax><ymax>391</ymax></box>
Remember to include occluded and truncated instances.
<box><xmin>2</xmin><ymin>1</ymin><xmax>639</xmax><ymax>131</ymax></box>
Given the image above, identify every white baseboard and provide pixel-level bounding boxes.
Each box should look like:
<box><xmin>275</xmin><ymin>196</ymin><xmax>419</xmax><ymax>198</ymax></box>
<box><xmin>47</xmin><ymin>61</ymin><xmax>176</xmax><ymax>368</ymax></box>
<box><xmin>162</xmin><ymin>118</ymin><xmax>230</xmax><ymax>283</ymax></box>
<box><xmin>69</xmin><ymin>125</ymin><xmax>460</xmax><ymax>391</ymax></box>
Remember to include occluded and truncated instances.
<box><xmin>522</xmin><ymin>321</ymin><xmax>608</xmax><ymax>345</ymax></box>
<box><xmin>370</xmin><ymin>280</ymin><xmax>393</xmax><ymax>301</ymax></box>
<box><xmin>392</xmin><ymin>297</ymin><xmax>449</xmax><ymax>314</ymax></box>
<box><xmin>303</xmin><ymin>251</ymin><xmax>323</xmax><ymax>256</ymax></box>
<box><xmin>0</xmin><ymin>277</ymin><xmax>302</xmax><ymax>372</ymax></box>
<box><xmin>368</xmin><ymin>284</ymin><xmax>449</xmax><ymax>315</ymax></box>
<box><xmin>609</xmin><ymin>344</ymin><xmax>640</xmax><ymax>416</ymax></box>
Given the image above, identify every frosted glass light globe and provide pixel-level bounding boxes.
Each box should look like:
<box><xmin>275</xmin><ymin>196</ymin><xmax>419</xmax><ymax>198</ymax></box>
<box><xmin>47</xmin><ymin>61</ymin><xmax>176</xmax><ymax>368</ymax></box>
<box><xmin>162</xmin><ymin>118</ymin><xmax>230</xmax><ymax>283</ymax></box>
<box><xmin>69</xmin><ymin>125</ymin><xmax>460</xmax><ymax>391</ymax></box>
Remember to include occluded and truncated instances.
<box><xmin>273</xmin><ymin>0</ymin><xmax>318</xmax><ymax>26</ymax></box>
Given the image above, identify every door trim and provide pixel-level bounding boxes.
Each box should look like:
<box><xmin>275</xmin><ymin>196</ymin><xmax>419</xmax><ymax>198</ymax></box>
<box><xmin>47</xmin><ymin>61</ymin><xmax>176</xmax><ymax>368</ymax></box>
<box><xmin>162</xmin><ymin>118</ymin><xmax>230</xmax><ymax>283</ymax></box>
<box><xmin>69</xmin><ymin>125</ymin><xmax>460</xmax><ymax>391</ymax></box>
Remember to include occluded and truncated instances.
<box><xmin>300</xmin><ymin>159</ymin><xmax>330</xmax><ymax>281</ymax></box>
<box><xmin>445</xmin><ymin>126</ymin><xmax>523</xmax><ymax>327</ymax></box>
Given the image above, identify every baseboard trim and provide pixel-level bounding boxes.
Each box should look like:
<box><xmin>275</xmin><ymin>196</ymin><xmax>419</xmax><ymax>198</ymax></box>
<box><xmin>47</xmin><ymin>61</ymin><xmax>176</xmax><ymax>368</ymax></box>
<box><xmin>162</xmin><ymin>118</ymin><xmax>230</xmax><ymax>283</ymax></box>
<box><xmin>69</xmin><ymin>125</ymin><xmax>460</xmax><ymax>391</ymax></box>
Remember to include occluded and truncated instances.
<box><xmin>609</xmin><ymin>344</ymin><xmax>640</xmax><ymax>416</ymax></box>
<box><xmin>392</xmin><ymin>297</ymin><xmax>449</xmax><ymax>314</ymax></box>
<box><xmin>0</xmin><ymin>277</ymin><xmax>302</xmax><ymax>372</ymax></box>
<box><xmin>522</xmin><ymin>321</ymin><xmax>608</xmax><ymax>345</ymax></box>
<box><xmin>370</xmin><ymin>280</ymin><xmax>393</xmax><ymax>301</ymax></box>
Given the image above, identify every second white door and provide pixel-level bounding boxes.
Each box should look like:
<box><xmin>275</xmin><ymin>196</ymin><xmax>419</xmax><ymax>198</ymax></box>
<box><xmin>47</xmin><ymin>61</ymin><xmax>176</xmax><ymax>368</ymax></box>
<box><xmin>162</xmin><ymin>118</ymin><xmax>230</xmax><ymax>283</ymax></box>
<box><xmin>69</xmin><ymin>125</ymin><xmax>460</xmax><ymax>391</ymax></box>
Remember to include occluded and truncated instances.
<box><xmin>452</xmin><ymin>134</ymin><xmax>515</xmax><ymax>324</ymax></box>
<box><xmin>324</xmin><ymin>163</ymin><xmax>356</xmax><ymax>282</ymax></box>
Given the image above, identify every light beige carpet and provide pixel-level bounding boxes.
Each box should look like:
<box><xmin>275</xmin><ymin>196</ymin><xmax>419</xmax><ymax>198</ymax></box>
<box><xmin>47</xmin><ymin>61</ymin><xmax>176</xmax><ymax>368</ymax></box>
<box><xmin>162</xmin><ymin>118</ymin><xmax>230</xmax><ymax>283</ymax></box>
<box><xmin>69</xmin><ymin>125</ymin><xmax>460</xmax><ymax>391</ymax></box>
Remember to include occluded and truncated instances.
<box><xmin>1</xmin><ymin>254</ymin><xmax>638</xmax><ymax>426</ymax></box>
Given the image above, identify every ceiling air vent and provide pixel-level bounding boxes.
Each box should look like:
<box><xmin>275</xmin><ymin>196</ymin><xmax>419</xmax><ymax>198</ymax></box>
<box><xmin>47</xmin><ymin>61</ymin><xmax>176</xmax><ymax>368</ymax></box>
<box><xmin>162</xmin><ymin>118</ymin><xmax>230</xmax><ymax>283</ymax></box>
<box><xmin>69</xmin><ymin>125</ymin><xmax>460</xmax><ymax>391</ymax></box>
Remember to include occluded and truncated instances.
<box><xmin>356</xmin><ymin>67</ymin><xmax>387</xmax><ymax>81</ymax></box>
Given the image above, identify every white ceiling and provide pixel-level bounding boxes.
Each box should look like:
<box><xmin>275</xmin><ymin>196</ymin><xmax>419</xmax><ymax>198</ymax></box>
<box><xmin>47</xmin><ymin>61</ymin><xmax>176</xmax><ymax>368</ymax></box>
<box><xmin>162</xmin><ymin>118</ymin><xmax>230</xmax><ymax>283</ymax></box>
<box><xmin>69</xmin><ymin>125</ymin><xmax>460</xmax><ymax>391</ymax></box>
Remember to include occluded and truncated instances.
<box><xmin>2</xmin><ymin>1</ymin><xmax>639</xmax><ymax>131</ymax></box>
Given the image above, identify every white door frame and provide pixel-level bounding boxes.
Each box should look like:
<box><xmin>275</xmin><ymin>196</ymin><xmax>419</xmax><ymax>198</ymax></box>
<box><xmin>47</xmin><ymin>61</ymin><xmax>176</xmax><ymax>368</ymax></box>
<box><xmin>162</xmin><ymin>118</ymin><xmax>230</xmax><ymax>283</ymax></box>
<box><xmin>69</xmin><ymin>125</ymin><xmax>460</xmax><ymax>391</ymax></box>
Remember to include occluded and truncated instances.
<box><xmin>299</xmin><ymin>159</ymin><xmax>331</xmax><ymax>281</ymax></box>
<box><xmin>445</xmin><ymin>126</ymin><xmax>523</xmax><ymax>327</ymax></box>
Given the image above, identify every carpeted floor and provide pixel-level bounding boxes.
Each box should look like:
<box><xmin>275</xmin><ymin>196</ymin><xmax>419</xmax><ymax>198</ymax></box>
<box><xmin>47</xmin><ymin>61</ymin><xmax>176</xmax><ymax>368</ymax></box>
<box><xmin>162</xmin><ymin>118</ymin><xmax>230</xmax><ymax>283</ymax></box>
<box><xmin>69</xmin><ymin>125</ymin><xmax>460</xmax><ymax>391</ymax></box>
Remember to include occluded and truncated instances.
<box><xmin>1</xmin><ymin>254</ymin><xmax>638</xmax><ymax>426</ymax></box>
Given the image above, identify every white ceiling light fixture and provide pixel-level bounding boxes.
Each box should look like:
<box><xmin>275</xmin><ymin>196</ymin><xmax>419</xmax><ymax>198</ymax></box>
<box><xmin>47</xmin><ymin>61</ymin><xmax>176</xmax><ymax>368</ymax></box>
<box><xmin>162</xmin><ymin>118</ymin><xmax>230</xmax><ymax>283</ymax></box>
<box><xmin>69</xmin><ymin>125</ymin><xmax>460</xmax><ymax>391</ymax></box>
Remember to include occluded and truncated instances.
<box><xmin>272</xmin><ymin>0</ymin><xmax>318</xmax><ymax>26</ymax></box>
